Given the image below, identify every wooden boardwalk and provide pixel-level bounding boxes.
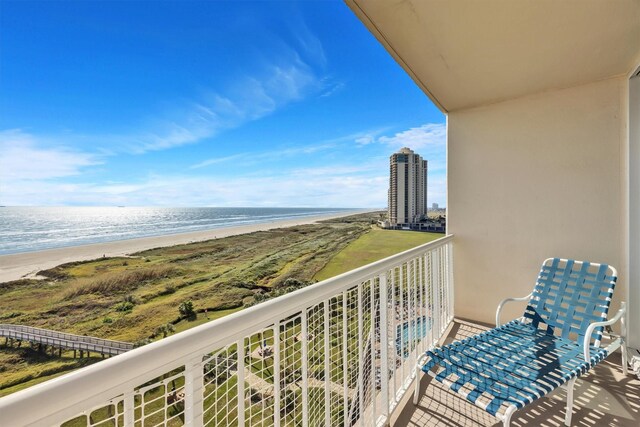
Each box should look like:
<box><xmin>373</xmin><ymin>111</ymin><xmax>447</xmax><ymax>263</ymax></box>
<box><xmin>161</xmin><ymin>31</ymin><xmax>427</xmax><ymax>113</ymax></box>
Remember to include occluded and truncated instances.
<box><xmin>0</xmin><ymin>324</ymin><xmax>133</xmax><ymax>356</ymax></box>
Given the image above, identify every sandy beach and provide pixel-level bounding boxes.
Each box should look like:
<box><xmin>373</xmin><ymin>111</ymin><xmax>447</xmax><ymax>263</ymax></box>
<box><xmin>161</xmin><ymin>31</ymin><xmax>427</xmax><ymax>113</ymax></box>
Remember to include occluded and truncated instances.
<box><xmin>0</xmin><ymin>210</ymin><xmax>368</xmax><ymax>283</ymax></box>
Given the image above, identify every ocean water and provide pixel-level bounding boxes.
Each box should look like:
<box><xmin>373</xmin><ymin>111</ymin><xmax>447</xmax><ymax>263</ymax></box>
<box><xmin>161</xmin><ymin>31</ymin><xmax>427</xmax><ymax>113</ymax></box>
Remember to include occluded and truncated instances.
<box><xmin>0</xmin><ymin>207</ymin><xmax>353</xmax><ymax>255</ymax></box>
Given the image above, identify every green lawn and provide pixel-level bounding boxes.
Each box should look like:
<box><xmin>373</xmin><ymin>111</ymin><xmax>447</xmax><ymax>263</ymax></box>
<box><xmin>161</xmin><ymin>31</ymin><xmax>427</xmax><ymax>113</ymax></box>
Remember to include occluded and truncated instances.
<box><xmin>314</xmin><ymin>229</ymin><xmax>443</xmax><ymax>281</ymax></box>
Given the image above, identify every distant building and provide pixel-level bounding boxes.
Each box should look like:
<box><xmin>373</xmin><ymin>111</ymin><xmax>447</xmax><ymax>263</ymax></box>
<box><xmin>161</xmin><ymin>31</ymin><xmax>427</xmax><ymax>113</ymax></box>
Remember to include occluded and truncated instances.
<box><xmin>388</xmin><ymin>147</ymin><xmax>428</xmax><ymax>226</ymax></box>
<box><xmin>432</xmin><ymin>203</ymin><xmax>439</xmax><ymax>210</ymax></box>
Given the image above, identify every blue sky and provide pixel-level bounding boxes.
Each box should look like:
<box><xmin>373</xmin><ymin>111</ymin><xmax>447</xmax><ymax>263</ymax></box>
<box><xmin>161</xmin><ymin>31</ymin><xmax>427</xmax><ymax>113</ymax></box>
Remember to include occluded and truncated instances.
<box><xmin>0</xmin><ymin>0</ymin><xmax>445</xmax><ymax>208</ymax></box>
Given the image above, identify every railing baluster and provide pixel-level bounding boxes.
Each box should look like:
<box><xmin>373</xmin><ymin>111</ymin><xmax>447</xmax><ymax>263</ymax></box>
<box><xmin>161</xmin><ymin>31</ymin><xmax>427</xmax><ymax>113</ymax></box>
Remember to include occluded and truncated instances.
<box><xmin>237</xmin><ymin>338</ymin><xmax>245</xmax><ymax>427</ymax></box>
<box><xmin>301</xmin><ymin>310</ymin><xmax>309</xmax><ymax>427</ymax></box>
<box><xmin>432</xmin><ymin>250</ymin><xmax>441</xmax><ymax>339</ymax></box>
<box><xmin>357</xmin><ymin>282</ymin><xmax>364</xmax><ymax>426</ymax></box>
<box><xmin>379</xmin><ymin>273</ymin><xmax>389</xmax><ymax>423</ymax></box>
<box><xmin>123</xmin><ymin>391</ymin><xmax>134</xmax><ymax>427</ymax></box>
<box><xmin>448</xmin><ymin>241</ymin><xmax>455</xmax><ymax>322</ymax></box>
<box><xmin>418</xmin><ymin>257</ymin><xmax>427</xmax><ymax>354</ymax></box>
<box><xmin>184</xmin><ymin>356</ymin><xmax>204</xmax><ymax>427</ymax></box>
<box><xmin>440</xmin><ymin>246</ymin><xmax>446</xmax><ymax>330</ymax></box>
<box><xmin>399</xmin><ymin>265</ymin><xmax>405</xmax><ymax>383</ymax></box>
<box><xmin>412</xmin><ymin>258</ymin><xmax>418</xmax><ymax>365</ymax></box>
<box><xmin>391</xmin><ymin>267</ymin><xmax>397</xmax><ymax>401</ymax></box>
<box><xmin>273</xmin><ymin>322</ymin><xmax>281</xmax><ymax>427</ymax></box>
<box><xmin>408</xmin><ymin>260</ymin><xmax>413</xmax><ymax>367</ymax></box>
<box><xmin>370</xmin><ymin>279</ymin><xmax>376</xmax><ymax>425</ymax></box>
<box><xmin>324</xmin><ymin>300</ymin><xmax>331</xmax><ymax>426</ymax></box>
<box><xmin>342</xmin><ymin>291</ymin><xmax>349</xmax><ymax>427</ymax></box>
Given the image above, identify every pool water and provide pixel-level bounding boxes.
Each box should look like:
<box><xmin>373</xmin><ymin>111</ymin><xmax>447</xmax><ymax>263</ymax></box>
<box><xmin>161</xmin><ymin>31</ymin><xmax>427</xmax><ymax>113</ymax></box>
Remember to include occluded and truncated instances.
<box><xmin>396</xmin><ymin>316</ymin><xmax>431</xmax><ymax>357</ymax></box>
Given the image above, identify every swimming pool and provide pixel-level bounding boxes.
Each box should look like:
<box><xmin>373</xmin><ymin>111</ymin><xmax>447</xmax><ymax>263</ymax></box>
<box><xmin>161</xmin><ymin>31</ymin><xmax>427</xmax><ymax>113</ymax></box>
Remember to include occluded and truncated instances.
<box><xmin>395</xmin><ymin>316</ymin><xmax>431</xmax><ymax>358</ymax></box>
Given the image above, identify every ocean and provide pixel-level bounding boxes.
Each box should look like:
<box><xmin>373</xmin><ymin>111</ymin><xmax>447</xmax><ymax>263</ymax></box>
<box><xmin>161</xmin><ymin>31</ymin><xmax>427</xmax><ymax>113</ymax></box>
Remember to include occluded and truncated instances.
<box><xmin>0</xmin><ymin>207</ymin><xmax>353</xmax><ymax>255</ymax></box>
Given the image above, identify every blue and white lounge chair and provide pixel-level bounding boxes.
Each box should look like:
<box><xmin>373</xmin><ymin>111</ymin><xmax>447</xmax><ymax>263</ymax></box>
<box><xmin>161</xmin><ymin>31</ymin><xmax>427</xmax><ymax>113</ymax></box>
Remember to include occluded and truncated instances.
<box><xmin>414</xmin><ymin>258</ymin><xmax>628</xmax><ymax>426</ymax></box>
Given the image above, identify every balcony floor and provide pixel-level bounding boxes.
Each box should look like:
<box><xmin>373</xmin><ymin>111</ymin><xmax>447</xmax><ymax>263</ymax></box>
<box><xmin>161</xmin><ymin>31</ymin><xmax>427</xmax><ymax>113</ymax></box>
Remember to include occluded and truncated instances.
<box><xmin>392</xmin><ymin>319</ymin><xmax>640</xmax><ymax>427</ymax></box>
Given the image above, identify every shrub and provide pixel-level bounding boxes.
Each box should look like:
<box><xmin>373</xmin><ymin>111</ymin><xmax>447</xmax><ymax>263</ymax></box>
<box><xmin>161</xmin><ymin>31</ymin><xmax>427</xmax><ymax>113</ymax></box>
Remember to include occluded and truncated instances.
<box><xmin>103</xmin><ymin>317</ymin><xmax>113</xmax><ymax>324</ymax></box>
<box><xmin>134</xmin><ymin>338</ymin><xmax>152</xmax><ymax>348</ymax></box>
<box><xmin>154</xmin><ymin>323</ymin><xmax>175</xmax><ymax>338</ymax></box>
<box><xmin>178</xmin><ymin>300</ymin><xmax>195</xmax><ymax>318</ymax></box>
<box><xmin>63</xmin><ymin>266</ymin><xmax>176</xmax><ymax>299</ymax></box>
<box><xmin>123</xmin><ymin>294</ymin><xmax>138</xmax><ymax>304</ymax></box>
<box><xmin>160</xmin><ymin>284</ymin><xmax>176</xmax><ymax>296</ymax></box>
<box><xmin>115</xmin><ymin>301</ymin><xmax>134</xmax><ymax>312</ymax></box>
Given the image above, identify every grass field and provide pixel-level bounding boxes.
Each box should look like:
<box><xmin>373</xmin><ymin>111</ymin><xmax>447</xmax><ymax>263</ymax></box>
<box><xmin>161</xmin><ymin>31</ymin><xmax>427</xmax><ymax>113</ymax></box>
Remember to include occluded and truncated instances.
<box><xmin>0</xmin><ymin>213</ymin><xmax>379</xmax><ymax>396</ymax></box>
<box><xmin>313</xmin><ymin>229</ymin><xmax>443</xmax><ymax>281</ymax></box>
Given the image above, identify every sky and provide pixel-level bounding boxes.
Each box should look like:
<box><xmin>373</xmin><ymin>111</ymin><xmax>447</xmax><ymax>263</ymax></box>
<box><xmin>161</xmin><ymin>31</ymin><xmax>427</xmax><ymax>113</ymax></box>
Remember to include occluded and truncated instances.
<box><xmin>0</xmin><ymin>0</ymin><xmax>446</xmax><ymax>208</ymax></box>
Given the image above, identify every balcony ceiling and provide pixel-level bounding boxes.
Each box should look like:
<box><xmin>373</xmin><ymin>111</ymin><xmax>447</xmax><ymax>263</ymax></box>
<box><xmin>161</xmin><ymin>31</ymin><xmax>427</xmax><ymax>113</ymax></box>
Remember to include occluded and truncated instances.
<box><xmin>346</xmin><ymin>0</ymin><xmax>640</xmax><ymax>112</ymax></box>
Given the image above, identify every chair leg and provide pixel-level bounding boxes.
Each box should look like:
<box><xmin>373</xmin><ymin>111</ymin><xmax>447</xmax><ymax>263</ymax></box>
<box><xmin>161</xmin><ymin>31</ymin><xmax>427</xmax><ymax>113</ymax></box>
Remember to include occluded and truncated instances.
<box><xmin>565</xmin><ymin>377</ymin><xmax>577</xmax><ymax>426</ymax></box>
<box><xmin>413</xmin><ymin>365</ymin><xmax>420</xmax><ymax>405</ymax></box>
<box><xmin>622</xmin><ymin>340</ymin><xmax>629</xmax><ymax>376</ymax></box>
<box><xmin>621</xmin><ymin>307</ymin><xmax>629</xmax><ymax>376</ymax></box>
<box><xmin>503</xmin><ymin>405</ymin><xmax>516</xmax><ymax>427</ymax></box>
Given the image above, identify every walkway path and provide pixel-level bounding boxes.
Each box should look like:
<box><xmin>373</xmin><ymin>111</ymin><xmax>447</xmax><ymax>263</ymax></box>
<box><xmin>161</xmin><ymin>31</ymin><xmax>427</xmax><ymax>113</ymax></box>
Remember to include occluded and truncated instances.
<box><xmin>0</xmin><ymin>324</ymin><xmax>133</xmax><ymax>356</ymax></box>
<box><xmin>242</xmin><ymin>368</ymin><xmax>353</xmax><ymax>397</ymax></box>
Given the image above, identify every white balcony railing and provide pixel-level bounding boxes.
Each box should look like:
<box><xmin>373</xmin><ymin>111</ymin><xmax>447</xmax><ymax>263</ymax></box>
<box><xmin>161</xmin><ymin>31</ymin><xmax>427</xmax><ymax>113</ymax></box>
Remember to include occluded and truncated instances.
<box><xmin>0</xmin><ymin>235</ymin><xmax>454</xmax><ymax>427</ymax></box>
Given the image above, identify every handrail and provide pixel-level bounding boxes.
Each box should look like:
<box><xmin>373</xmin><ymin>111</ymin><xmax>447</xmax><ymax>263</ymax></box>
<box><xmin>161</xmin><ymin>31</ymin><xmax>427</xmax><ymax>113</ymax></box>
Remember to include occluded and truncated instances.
<box><xmin>583</xmin><ymin>302</ymin><xmax>627</xmax><ymax>362</ymax></box>
<box><xmin>495</xmin><ymin>293</ymin><xmax>532</xmax><ymax>326</ymax></box>
<box><xmin>0</xmin><ymin>235</ymin><xmax>454</xmax><ymax>425</ymax></box>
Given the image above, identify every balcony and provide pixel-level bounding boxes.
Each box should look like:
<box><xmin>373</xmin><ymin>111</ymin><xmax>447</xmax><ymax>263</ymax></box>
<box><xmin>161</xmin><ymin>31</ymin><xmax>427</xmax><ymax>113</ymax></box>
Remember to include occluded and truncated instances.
<box><xmin>1</xmin><ymin>1</ymin><xmax>638</xmax><ymax>425</ymax></box>
<box><xmin>0</xmin><ymin>235</ymin><xmax>637</xmax><ymax>426</ymax></box>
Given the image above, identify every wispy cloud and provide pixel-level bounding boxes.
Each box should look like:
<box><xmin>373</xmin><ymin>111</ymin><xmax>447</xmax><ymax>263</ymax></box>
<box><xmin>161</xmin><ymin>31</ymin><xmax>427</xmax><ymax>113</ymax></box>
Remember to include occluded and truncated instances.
<box><xmin>367</xmin><ymin>123</ymin><xmax>448</xmax><ymax>205</ymax></box>
<box><xmin>32</xmin><ymin>20</ymin><xmax>329</xmax><ymax>158</ymax></box>
<box><xmin>119</xmin><ymin>55</ymin><xmax>322</xmax><ymax>155</ymax></box>
<box><xmin>378</xmin><ymin>123</ymin><xmax>446</xmax><ymax>150</ymax></box>
<box><xmin>190</xmin><ymin>142</ymin><xmax>336</xmax><ymax>170</ymax></box>
<box><xmin>188</xmin><ymin>125</ymin><xmax>395</xmax><ymax>170</ymax></box>
<box><xmin>0</xmin><ymin>129</ymin><xmax>99</xmax><ymax>181</ymax></box>
<box><xmin>320</xmin><ymin>81</ymin><xmax>345</xmax><ymax>98</ymax></box>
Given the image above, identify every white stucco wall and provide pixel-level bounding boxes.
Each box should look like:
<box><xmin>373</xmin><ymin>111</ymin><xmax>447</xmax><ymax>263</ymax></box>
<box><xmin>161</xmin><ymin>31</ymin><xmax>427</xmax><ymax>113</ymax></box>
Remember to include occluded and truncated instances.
<box><xmin>448</xmin><ymin>77</ymin><xmax>627</xmax><ymax>326</ymax></box>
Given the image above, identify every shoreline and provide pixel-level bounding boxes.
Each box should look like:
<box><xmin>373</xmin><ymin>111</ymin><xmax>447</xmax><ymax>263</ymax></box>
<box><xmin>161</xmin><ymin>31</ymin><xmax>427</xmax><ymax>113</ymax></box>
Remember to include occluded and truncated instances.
<box><xmin>0</xmin><ymin>210</ymin><xmax>371</xmax><ymax>283</ymax></box>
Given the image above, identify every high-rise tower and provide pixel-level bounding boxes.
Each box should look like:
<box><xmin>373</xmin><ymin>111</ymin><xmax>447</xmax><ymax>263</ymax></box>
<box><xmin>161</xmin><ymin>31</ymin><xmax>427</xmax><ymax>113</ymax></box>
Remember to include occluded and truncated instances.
<box><xmin>388</xmin><ymin>147</ymin><xmax>428</xmax><ymax>225</ymax></box>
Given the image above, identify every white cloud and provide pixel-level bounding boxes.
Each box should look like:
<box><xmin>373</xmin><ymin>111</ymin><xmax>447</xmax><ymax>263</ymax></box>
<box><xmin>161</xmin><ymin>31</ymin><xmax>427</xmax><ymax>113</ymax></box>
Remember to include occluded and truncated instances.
<box><xmin>372</xmin><ymin>123</ymin><xmax>448</xmax><ymax>206</ymax></box>
<box><xmin>0</xmin><ymin>129</ymin><xmax>99</xmax><ymax>181</ymax></box>
<box><xmin>190</xmin><ymin>142</ymin><xmax>337</xmax><ymax>170</ymax></box>
<box><xmin>120</xmin><ymin>57</ymin><xmax>320</xmax><ymax>155</ymax></box>
<box><xmin>0</xmin><ymin>172</ymin><xmax>388</xmax><ymax>208</ymax></box>
<box><xmin>320</xmin><ymin>81</ymin><xmax>345</xmax><ymax>98</ymax></box>
<box><xmin>378</xmin><ymin>123</ymin><xmax>446</xmax><ymax>150</ymax></box>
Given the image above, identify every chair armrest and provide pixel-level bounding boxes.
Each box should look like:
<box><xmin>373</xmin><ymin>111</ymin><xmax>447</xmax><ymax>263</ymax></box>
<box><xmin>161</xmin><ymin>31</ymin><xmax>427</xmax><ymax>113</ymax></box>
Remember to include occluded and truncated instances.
<box><xmin>583</xmin><ymin>302</ymin><xmax>626</xmax><ymax>362</ymax></box>
<box><xmin>496</xmin><ymin>293</ymin><xmax>532</xmax><ymax>326</ymax></box>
